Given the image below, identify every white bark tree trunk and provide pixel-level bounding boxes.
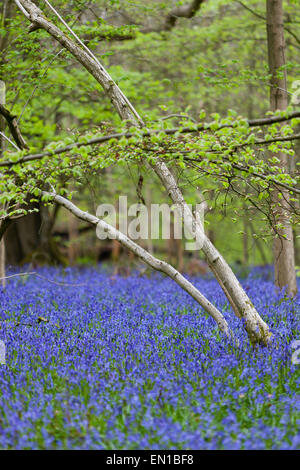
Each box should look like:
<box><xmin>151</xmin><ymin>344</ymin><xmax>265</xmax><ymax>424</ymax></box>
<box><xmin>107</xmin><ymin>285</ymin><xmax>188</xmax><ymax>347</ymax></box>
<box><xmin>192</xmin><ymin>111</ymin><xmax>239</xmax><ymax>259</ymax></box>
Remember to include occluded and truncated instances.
<box><xmin>15</xmin><ymin>0</ymin><xmax>272</xmax><ymax>345</ymax></box>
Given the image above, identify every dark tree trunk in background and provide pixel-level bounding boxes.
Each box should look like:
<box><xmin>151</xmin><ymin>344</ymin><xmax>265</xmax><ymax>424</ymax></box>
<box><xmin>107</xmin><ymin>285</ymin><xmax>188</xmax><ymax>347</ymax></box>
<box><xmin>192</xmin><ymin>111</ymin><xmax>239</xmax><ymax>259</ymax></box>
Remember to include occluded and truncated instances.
<box><xmin>4</xmin><ymin>204</ymin><xmax>41</xmax><ymax>265</ymax></box>
<box><xmin>0</xmin><ymin>1</ymin><xmax>14</xmax><ymax>57</ymax></box>
<box><xmin>266</xmin><ymin>0</ymin><xmax>297</xmax><ymax>296</ymax></box>
<box><xmin>5</xmin><ymin>202</ymin><xmax>64</xmax><ymax>266</ymax></box>
<box><xmin>0</xmin><ymin>1</ymin><xmax>41</xmax><ymax>266</ymax></box>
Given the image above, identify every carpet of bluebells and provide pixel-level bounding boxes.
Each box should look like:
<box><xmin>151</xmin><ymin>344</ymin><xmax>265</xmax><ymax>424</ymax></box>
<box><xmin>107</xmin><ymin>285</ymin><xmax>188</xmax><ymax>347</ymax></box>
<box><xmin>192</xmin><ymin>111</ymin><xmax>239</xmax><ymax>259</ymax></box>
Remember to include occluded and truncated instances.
<box><xmin>0</xmin><ymin>266</ymin><xmax>299</xmax><ymax>450</ymax></box>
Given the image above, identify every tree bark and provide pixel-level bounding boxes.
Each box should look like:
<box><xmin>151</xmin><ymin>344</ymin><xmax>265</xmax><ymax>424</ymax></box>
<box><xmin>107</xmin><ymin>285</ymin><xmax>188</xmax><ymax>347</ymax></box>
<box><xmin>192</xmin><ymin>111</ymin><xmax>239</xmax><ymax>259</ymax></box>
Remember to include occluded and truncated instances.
<box><xmin>266</xmin><ymin>0</ymin><xmax>297</xmax><ymax>296</ymax></box>
<box><xmin>0</xmin><ymin>2</ymin><xmax>42</xmax><ymax>266</ymax></box>
<box><xmin>4</xmin><ymin>203</ymin><xmax>41</xmax><ymax>265</ymax></box>
<box><xmin>0</xmin><ymin>1</ymin><xmax>14</xmax><ymax>60</ymax></box>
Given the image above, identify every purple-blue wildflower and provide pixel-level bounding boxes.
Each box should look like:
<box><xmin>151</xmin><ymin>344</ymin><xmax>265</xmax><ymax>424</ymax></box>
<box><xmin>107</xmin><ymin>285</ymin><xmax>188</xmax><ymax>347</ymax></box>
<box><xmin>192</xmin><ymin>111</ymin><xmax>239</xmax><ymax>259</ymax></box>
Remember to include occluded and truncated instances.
<box><xmin>0</xmin><ymin>265</ymin><xmax>299</xmax><ymax>449</ymax></box>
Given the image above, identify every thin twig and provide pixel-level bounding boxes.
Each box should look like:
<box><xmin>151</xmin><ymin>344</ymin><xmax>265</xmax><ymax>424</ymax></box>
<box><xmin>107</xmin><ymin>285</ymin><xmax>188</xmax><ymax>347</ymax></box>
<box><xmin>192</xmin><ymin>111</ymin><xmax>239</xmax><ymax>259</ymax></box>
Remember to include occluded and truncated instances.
<box><xmin>0</xmin><ymin>271</ymin><xmax>86</xmax><ymax>286</ymax></box>
<box><xmin>0</xmin><ymin>131</ymin><xmax>19</xmax><ymax>150</ymax></box>
<box><xmin>18</xmin><ymin>49</ymin><xmax>64</xmax><ymax>123</ymax></box>
<box><xmin>43</xmin><ymin>0</ymin><xmax>143</xmax><ymax>124</ymax></box>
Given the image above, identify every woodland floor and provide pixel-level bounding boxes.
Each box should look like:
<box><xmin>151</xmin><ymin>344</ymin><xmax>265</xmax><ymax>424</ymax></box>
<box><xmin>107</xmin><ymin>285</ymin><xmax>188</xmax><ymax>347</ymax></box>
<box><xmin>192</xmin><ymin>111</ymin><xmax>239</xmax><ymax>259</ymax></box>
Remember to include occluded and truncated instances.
<box><xmin>0</xmin><ymin>266</ymin><xmax>299</xmax><ymax>449</ymax></box>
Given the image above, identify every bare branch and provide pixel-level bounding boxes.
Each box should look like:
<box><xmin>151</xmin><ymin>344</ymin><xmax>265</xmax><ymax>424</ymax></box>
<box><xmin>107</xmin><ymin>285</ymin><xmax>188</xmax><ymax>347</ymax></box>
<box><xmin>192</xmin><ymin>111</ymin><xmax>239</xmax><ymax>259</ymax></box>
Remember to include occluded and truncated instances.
<box><xmin>91</xmin><ymin>0</ymin><xmax>206</xmax><ymax>39</ymax></box>
<box><xmin>42</xmin><ymin>190</ymin><xmax>232</xmax><ymax>338</ymax></box>
<box><xmin>0</xmin><ymin>104</ymin><xmax>29</xmax><ymax>149</ymax></box>
<box><xmin>248</xmin><ymin>110</ymin><xmax>300</xmax><ymax>126</ymax></box>
<box><xmin>0</xmin><ymin>270</ymin><xmax>86</xmax><ymax>286</ymax></box>
<box><xmin>14</xmin><ymin>0</ymin><xmax>144</xmax><ymax>125</ymax></box>
<box><xmin>182</xmin><ymin>155</ymin><xmax>300</xmax><ymax>195</ymax></box>
<box><xmin>0</xmin><ymin>131</ymin><xmax>20</xmax><ymax>150</ymax></box>
<box><xmin>14</xmin><ymin>0</ymin><xmax>29</xmax><ymax>18</ymax></box>
<box><xmin>146</xmin><ymin>0</ymin><xmax>206</xmax><ymax>32</ymax></box>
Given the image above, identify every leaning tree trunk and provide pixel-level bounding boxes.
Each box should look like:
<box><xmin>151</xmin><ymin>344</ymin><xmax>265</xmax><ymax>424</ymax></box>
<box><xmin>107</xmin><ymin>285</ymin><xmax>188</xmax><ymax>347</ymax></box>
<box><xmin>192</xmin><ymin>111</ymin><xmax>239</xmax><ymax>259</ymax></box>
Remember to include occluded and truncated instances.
<box><xmin>14</xmin><ymin>0</ymin><xmax>272</xmax><ymax>345</ymax></box>
<box><xmin>266</xmin><ymin>0</ymin><xmax>297</xmax><ymax>296</ymax></box>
